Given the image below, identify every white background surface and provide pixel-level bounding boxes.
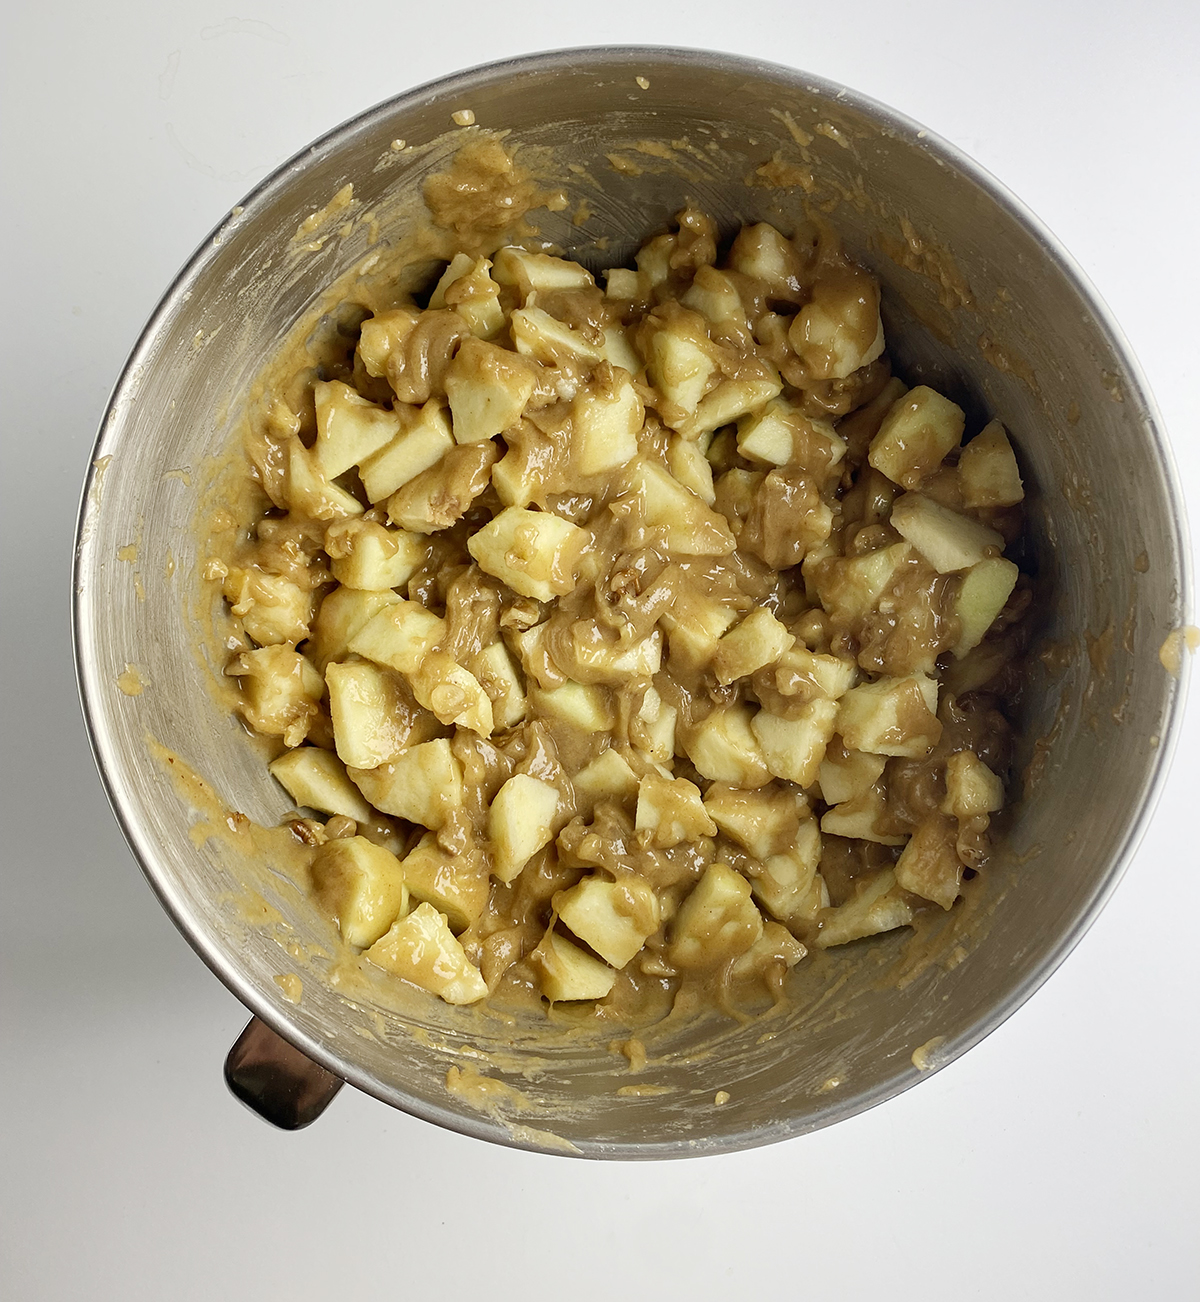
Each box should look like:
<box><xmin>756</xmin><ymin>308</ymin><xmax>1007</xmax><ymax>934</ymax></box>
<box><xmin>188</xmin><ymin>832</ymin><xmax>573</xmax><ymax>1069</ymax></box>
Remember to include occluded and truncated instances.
<box><xmin>2</xmin><ymin>2</ymin><xmax>1198</xmax><ymax>1298</ymax></box>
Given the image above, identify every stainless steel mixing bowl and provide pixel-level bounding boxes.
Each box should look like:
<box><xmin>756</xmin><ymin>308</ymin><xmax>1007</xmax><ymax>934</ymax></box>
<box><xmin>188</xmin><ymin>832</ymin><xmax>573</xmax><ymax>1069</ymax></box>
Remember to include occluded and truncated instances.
<box><xmin>73</xmin><ymin>47</ymin><xmax>1192</xmax><ymax>1155</ymax></box>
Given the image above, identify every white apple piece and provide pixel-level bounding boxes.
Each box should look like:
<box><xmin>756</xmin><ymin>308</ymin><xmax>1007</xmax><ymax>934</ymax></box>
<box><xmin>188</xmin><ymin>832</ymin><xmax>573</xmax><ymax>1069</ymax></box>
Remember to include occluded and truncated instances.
<box><xmin>941</xmin><ymin>751</ymin><xmax>1005</xmax><ymax>820</ymax></box>
<box><xmin>571</xmin><ymin>366</ymin><xmax>644</xmax><ymax>475</ymax></box>
<box><xmin>510</xmin><ymin>306</ymin><xmax>604</xmax><ymax>367</ymax></box>
<box><xmin>488</xmin><ymin>773</ymin><xmax>561</xmax><ymax>883</ymax></box>
<box><xmin>527</xmin><ymin>928</ymin><xmax>617</xmax><ymax>1002</ymax></box>
<box><xmin>836</xmin><ymin>675</ymin><xmax>942</xmax><ymax>758</ymax></box>
<box><xmin>750</xmin><ymin>819</ymin><xmax>823</xmax><ymax>927</ymax></box>
<box><xmin>364</xmin><ymin>902</ymin><xmax>488</xmax><ymax>1004</ymax></box>
<box><xmin>312</xmin><ymin>379</ymin><xmax>403</xmax><ymax>478</ymax></box>
<box><xmin>702</xmin><ymin>784</ymin><xmax>806</xmax><ymax>861</ymax></box>
<box><xmin>357</xmin><ymin>307</ymin><xmax>420</xmax><ymax>377</ymax></box>
<box><xmin>894</xmin><ymin>814</ymin><xmax>963</xmax><ymax>910</ymax></box>
<box><xmin>680</xmin><ymin>703</ymin><xmax>771</xmax><ymax>787</ymax></box>
<box><xmin>310</xmin><ymin>587</ymin><xmax>400</xmax><ymax>670</ymax></box>
<box><xmin>399</xmin><ymin>832</ymin><xmax>490</xmax><ymax>933</ymax></box>
<box><xmin>359</xmin><ymin>400</ymin><xmax>455</xmax><ymax>503</ymax></box>
<box><xmin>619</xmin><ymin>459</ymin><xmax>736</xmax><ymax>556</ymax></box>
<box><xmin>226</xmin><ymin>645</ymin><xmax>323</xmax><ymax>746</ymax></box>
<box><xmin>890</xmin><ymin>492</ymin><xmax>1004</xmax><ymax>573</ymax></box>
<box><xmin>815</xmin><ymin>869</ymin><xmax>916</xmax><ymax>948</ymax></box>
<box><xmin>222</xmin><ymin>568</ymin><xmax>314</xmax><ymax>647</ymax></box>
<box><xmin>408</xmin><ymin>651</ymin><xmax>494</xmax><ymax>736</ymax></box>
<box><xmin>953</xmin><ymin>557</ymin><xmax>1019</xmax><ymax>656</ymax></box>
<box><xmin>669</xmin><ymin>863</ymin><xmax>764</xmax><ymax>969</ymax></box>
<box><xmin>816</xmin><ymin>747</ymin><xmax>887</xmax><ymax>806</ymax></box>
<box><xmin>573</xmin><ymin>748</ymin><xmax>640</xmax><ymax>810</ymax></box>
<box><xmin>959</xmin><ymin>420</ymin><xmax>1024</xmax><ymax>508</ymax></box>
<box><xmin>528</xmin><ymin>680</ymin><xmax>614</xmax><ymax>732</ymax></box>
<box><xmin>819</xmin><ymin>783</ymin><xmax>906</xmax><ymax>846</ymax></box>
<box><xmin>635</xmin><ymin>773</ymin><xmax>717</xmax><ymax>849</ymax></box>
<box><xmin>554</xmin><ymin>875</ymin><xmax>661</xmax><ymax>969</ymax></box>
<box><xmin>285</xmin><ymin>439</ymin><xmax>363</xmax><ymax>521</ymax></box>
<box><xmin>324</xmin><ymin>518</ymin><xmax>426</xmax><ymax>591</ymax></box>
<box><xmin>468</xmin><ymin>506</ymin><xmax>589</xmax><ymax>601</ymax></box>
<box><xmin>347</xmin><ymin>738</ymin><xmax>464</xmax><ymax>830</ymax></box>
<box><xmin>472</xmin><ymin>641</ymin><xmax>528</xmax><ymax>730</ymax></box>
<box><xmin>310</xmin><ymin>835</ymin><xmax>409</xmax><ymax>948</ymax></box>
<box><xmin>712</xmin><ymin>608</ymin><xmax>796</xmax><ymax>685</ymax></box>
<box><xmin>751</xmin><ymin>699</ymin><xmax>840</xmax><ymax>786</ymax></box>
<box><xmin>788</xmin><ymin>268</ymin><xmax>885</xmax><ymax>381</ymax></box>
<box><xmin>325</xmin><ymin>660</ymin><xmax>433</xmax><ymax>769</ymax></box>
<box><xmin>869</xmin><ymin>385</ymin><xmax>965</xmax><ymax>489</ymax></box>
<box><xmin>492</xmin><ymin>247</ymin><xmax>595</xmax><ymax>298</ymax></box>
<box><xmin>268</xmin><ymin>746</ymin><xmax>374</xmax><ymax>822</ymax></box>
<box><xmin>346</xmin><ymin>599</ymin><xmax>446</xmax><ymax>676</ymax></box>
<box><xmin>444</xmin><ymin>337</ymin><xmax>537</xmax><ymax>444</ymax></box>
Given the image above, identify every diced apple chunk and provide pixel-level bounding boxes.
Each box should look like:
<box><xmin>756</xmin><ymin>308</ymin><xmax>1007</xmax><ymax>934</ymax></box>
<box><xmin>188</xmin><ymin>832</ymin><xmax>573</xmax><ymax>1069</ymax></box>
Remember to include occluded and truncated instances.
<box><xmin>713</xmin><ymin>608</ymin><xmax>795</xmax><ymax>685</ymax></box>
<box><xmin>326</xmin><ymin>660</ymin><xmax>431</xmax><ymax>769</ymax></box>
<box><xmin>348</xmin><ymin>739</ymin><xmax>463</xmax><ymax>830</ymax></box>
<box><xmin>510</xmin><ymin>306</ymin><xmax>604</xmax><ymax>366</ymax></box>
<box><xmin>285</xmin><ymin>440</ymin><xmax>363</xmax><ymax>521</ymax></box>
<box><xmin>773</xmin><ymin>647</ymin><xmax>858</xmax><ymax>702</ymax></box>
<box><xmin>815</xmin><ymin>869</ymin><xmax>915</xmax><ymax>948</ymax></box>
<box><xmin>527</xmin><ymin>928</ymin><xmax>616</xmax><ymax>1002</ymax></box>
<box><xmin>657</xmin><ymin>576</ymin><xmax>739</xmax><ymax>670</ymax></box>
<box><xmin>399</xmin><ymin>832</ymin><xmax>490</xmax><ymax>933</ymax></box>
<box><xmin>635</xmin><ymin>773</ymin><xmax>716</xmax><ymax>849</ymax></box>
<box><xmin>630</xmin><ymin>687</ymin><xmax>677</xmax><ymax>764</ymax></box>
<box><xmin>680</xmin><ymin>265</ymin><xmax>748</xmax><ymax>327</ymax></box>
<box><xmin>621</xmin><ymin>459</ymin><xmax>736</xmax><ymax>556</ymax></box>
<box><xmin>386</xmin><ymin>440</ymin><xmax>498</xmax><ymax>534</ymax></box>
<box><xmin>222</xmin><ymin>568</ymin><xmax>313</xmax><ymax>647</ymax></box>
<box><xmin>492</xmin><ymin>247</ymin><xmax>595</xmax><ymax>296</ymax></box>
<box><xmin>684</xmin><ymin>368</ymin><xmax>782</xmax><ymax>440</ymax></box>
<box><xmin>953</xmin><ymin>557</ymin><xmax>1019</xmax><ymax>656</ymax></box>
<box><xmin>348</xmin><ymin>599</ymin><xmax>446</xmax><ymax>676</ymax></box>
<box><xmin>869</xmin><ymin>386</ymin><xmax>965</xmax><ymax>489</ymax></box>
<box><xmin>751</xmin><ymin>699</ymin><xmax>839</xmax><ymax>787</ymax></box>
<box><xmin>941</xmin><ymin>751</ymin><xmax>1005</xmax><ymax>820</ymax></box>
<box><xmin>894</xmin><ymin>813</ymin><xmax>963</xmax><ymax>910</ymax></box>
<box><xmin>409</xmin><ymin>652</ymin><xmax>494</xmax><ymax>736</ymax></box>
<box><xmin>891</xmin><ymin>493</ymin><xmax>1004</xmax><ymax>573</ymax></box>
<box><xmin>359</xmin><ymin>400</ymin><xmax>455</xmax><ymax>503</ymax></box>
<box><xmin>445</xmin><ymin>337</ymin><xmax>537</xmax><ymax>443</ymax></box>
<box><xmin>836</xmin><ymin>675</ymin><xmax>942</xmax><ymax>758</ymax></box>
<box><xmin>357</xmin><ymin>307</ymin><xmax>420</xmax><ymax>377</ymax></box>
<box><xmin>364</xmin><ymin>902</ymin><xmax>487</xmax><ymax>1004</ymax></box>
<box><xmin>554</xmin><ymin>875</ymin><xmax>661</xmax><ymax>968</ymax></box>
<box><xmin>681</xmin><ymin>703</ymin><xmax>771</xmax><ymax>787</ymax></box>
<box><xmin>468</xmin><ymin>506</ymin><xmax>588</xmax><ymax>601</ymax></box>
<box><xmin>669</xmin><ymin>864</ymin><xmax>764</xmax><ymax>969</ymax></box>
<box><xmin>959</xmin><ymin>420</ymin><xmax>1024</xmax><ymax>508</ymax></box>
<box><xmin>703</xmin><ymin>783</ymin><xmax>804</xmax><ymax>861</ymax></box>
<box><xmin>325</xmin><ymin>519</ymin><xmax>425</xmax><ymax>590</ymax></box>
<box><xmin>311</xmin><ymin>835</ymin><xmax>409</xmax><ymax>948</ymax></box>
<box><xmin>528</xmin><ymin>681</ymin><xmax>614</xmax><ymax>732</ymax></box>
<box><xmin>429</xmin><ymin>255</ymin><xmax>504</xmax><ymax>339</ymax></box>
<box><xmin>269</xmin><ymin>746</ymin><xmax>374</xmax><ymax>822</ymax></box>
<box><xmin>312</xmin><ymin>380</ymin><xmax>402</xmax><ymax>478</ymax></box>
<box><xmin>788</xmin><ymin>268</ymin><xmax>884</xmax><ymax>380</ymax></box>
<box><xmin>751</xmin><ymin>818</ymin><xmax>823</xmax><ymax>926</ymax></box>
<box><xmin>473</xmin><ymin>641</ymin><xmax>527</xmax><ymax>729</ymax></box>
<box><xmin>666</xmin><ymin>435</ymin><xmax>716</xmax><ymax>504</ymax></box>
<box><xmin>814</xmin><ymin>543</ymin><xmax>913</xmax><ymax>625</ymax></box>
<box><xmin>645</xmin><ymin>317</ymin><xmax>716</xmax><ymax>414</ymax></box>
<box><xmin>488</xmin><ymin>773</ymin><xmax>560</xmax><ymax>883</ymax></box>
<box><xmin>730</xmin><ymin>920</ymin><xmax>808</xmax><ymax>980</ymax></box>
<box><xmin>819</xmin><ymin>783</ymin><xmax>906</xmax><ymax>845</ymax></box>
<box><xmin>311</xmin><ymin>587</ymin><xmax>400</xmax><ymax>670</ymax></box>
<box><xmin>227</xmin><ymin>645</ymin><xmax>323</xmax><ymax>746</ymax></box>
<box><xmin>571</xmin><ymin>367</ymin><xmax>644</xmax><ymax>475</ymax></box>
<box><xmin>817</xmin><ymin>746</ymin><xmax>887</xmax><ymax>805</ymax></box>
<box><xmin>574</xmin><ymin>748</ymin><xmax>640</xmax><ymax>810</ymax></box>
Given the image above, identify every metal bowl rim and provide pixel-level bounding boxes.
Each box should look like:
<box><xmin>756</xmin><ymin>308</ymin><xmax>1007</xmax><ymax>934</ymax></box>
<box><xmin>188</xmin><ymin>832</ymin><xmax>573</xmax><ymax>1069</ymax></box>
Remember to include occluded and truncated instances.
<box><xmin>72</xmin><ymin>44</ymin><xmax>1194</xmax><ymax>1159</ymax></box>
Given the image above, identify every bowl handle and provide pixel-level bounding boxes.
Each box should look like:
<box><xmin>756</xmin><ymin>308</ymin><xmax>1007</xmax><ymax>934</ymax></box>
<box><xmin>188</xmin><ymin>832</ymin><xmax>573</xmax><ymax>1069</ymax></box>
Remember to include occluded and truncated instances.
<box><xmin>224</xmin><ymin>1016</ymin><xmax>344</xmax><ymax>1129</ymax></box>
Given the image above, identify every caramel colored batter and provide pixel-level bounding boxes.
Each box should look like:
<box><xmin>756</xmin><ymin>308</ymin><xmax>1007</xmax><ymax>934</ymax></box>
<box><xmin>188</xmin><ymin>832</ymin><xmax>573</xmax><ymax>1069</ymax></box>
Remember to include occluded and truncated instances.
<box><xmin>205</xmin><ymin>140</ymin><xmax>1030</xmax><ymax>1021</ymax></box>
